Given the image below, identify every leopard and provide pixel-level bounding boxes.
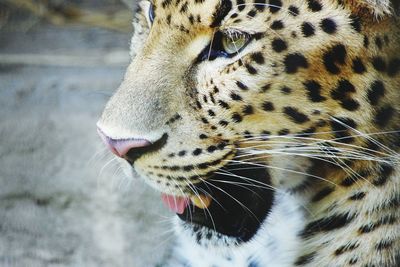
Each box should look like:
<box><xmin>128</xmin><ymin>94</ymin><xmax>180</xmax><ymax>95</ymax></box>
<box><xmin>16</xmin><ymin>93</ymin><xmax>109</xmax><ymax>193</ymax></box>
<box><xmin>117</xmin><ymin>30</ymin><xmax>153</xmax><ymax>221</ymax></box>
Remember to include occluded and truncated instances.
<box><xmin>97</xmin><ymin>0</ymin><xmax>400</xmax><ymax>266</ymax></box>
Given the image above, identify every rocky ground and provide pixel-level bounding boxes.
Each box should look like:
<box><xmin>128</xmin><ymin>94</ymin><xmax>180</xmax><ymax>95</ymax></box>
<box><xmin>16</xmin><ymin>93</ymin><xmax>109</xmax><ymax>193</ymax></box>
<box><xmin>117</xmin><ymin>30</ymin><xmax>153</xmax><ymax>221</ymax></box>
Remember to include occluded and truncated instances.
<box><xmin>0</xmin><ymin>1</ymin><xmax>173</xmax><ymax>266</ymax></box>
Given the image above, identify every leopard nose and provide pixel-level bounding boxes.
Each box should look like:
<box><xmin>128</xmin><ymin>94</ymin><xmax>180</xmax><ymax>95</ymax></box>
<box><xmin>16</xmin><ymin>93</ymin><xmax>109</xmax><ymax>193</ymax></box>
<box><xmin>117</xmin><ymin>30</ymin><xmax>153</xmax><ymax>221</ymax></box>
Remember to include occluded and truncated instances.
<box><xmin>97</xmin><ymin>128</ymin><xmax>151</xmax><ymax>158</ymax></box>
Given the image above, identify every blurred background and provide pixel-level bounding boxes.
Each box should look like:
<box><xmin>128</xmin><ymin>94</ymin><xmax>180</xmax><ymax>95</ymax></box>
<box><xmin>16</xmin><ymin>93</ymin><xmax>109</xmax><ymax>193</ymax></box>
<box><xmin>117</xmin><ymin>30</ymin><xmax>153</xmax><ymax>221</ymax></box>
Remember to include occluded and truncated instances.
<box><xmin>0</xmin><ymin>1</ymin><xmax>173</xmax><ymax>266</ymax></box>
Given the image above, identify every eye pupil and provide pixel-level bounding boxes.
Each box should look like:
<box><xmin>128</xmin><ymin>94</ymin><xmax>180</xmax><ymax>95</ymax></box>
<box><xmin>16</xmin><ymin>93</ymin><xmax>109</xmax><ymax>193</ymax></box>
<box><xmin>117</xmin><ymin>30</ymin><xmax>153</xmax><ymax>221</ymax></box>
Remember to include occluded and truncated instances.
<box><xmin>149</xmin><ymin>4</ymin><xmax>156</xmax><ymax>23</ymax></box>
<box><xmin>222</xmin><ymin>34</ymin><xmax>248</xmax><ymax>54</ymax></box>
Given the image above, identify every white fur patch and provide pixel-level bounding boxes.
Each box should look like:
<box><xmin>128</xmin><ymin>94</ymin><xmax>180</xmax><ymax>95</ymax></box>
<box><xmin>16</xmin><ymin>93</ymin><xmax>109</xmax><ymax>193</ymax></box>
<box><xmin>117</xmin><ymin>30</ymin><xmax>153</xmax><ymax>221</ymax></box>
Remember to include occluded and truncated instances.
<box><xmin>168</xmin><ymin>192</ymin><xmax>305</xmax><ymax>267</ymax></box>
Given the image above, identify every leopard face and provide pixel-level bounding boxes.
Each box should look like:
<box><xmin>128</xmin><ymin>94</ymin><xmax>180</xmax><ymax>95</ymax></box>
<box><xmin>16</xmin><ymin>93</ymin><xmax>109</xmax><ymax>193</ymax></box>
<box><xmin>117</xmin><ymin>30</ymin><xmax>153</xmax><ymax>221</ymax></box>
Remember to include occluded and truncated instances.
<box><xmin>98</xmin><ymin>0</ymin><xmax>400</xmax><ymax>249</ymax></box>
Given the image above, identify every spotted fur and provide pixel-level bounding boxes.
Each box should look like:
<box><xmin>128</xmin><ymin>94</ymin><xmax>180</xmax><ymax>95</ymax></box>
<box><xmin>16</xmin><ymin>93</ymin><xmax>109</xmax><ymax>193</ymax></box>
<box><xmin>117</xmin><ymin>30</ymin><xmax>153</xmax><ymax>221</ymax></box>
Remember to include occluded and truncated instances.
<box><xmin>98</xmin><ymin>0</ymin><xmax>400</xmax><ymax>266</ymax></box>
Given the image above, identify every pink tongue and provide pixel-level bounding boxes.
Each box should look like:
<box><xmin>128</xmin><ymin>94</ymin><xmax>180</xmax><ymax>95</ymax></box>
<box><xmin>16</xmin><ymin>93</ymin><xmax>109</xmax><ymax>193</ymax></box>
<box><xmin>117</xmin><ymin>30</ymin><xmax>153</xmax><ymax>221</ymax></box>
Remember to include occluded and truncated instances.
<box><xmin>161</xmin><ymin>194</ymin><xmax>189</xmax><ymax>214</ymax></box>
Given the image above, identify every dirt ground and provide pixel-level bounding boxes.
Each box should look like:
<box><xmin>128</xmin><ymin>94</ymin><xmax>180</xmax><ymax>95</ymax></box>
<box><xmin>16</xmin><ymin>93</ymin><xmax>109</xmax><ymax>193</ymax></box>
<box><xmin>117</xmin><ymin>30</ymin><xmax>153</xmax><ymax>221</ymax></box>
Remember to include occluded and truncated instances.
<box><xmin>0</xmin><ymin>1</ymin><xmax>173</xmax><ymax>266</ymax></box>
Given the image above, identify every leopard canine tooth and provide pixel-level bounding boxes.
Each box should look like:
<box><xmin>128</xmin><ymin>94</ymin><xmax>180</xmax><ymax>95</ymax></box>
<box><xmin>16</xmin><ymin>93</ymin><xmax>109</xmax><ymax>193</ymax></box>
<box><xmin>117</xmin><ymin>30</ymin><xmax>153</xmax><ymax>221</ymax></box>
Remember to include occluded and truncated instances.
<box><xmin>190</xmin><ymin>194</ymin><xmax>212</xmax><ymax>209</ymax></box>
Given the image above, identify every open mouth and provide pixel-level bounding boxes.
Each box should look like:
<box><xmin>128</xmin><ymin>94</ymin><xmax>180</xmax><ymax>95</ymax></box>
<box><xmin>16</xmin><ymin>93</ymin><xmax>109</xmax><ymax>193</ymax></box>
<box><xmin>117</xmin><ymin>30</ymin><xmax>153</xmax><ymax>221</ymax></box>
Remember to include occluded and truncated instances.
<box><xmin>162</xmin><ymin>162</ymin><xmax>275</xmax><ymax>243</ymax></box>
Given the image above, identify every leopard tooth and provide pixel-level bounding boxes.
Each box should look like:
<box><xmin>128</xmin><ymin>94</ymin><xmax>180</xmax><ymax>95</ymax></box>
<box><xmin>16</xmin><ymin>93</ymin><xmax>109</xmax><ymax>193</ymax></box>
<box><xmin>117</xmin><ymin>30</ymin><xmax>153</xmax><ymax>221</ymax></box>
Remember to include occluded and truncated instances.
<box><xmin>190</xmin><ymin>194</ymin><xmax>212</xmax><ymax>209</ymax></box>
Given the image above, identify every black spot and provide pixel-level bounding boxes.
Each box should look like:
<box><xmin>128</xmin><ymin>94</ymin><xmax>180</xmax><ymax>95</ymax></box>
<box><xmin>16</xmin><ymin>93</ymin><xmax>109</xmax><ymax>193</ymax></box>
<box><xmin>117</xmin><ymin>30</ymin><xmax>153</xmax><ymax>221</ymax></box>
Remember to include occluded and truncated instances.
<box><xmin>193</xmin><ymin>148</ymin><xmax>202</xmax><ymax>156</ymax></box>
<box><xmin>179</xmin><ymin>2</ymin><xmax>188</xmax><ymax>13</ymax></box>
<box><xmin>195</xmin><ymin>100</ymin><xmax>202</xmax><ymax>109</ymax></box>
<box><xmin>330</xmin><ymin>117</ymin><xmax>357</xmax><ymax>144</ymax></box>
<box><xmin>300</xmin><ymin>213</ymin><xmax>355</xmax><ymax>238</ymax></box>
<box><xmin>248</xmin><ymin>261</ymin><xmax>260</xmax><ymax>267</ymax></box>
<box><xmin>283</xmin><ymin>107</ymin><xmax>309</xmax><ymax>124</ymax></box>
<box><xmin>230</xmin><ymin>92</ymin><xmax>242</xmax><ymax>101</ymax></box>
<box><xmin>183</xmin><ymin>165</ymin><xmax>194</xmax><ymax>171</ymax></box>
<box><xmin>331</xmin><ymin>79</ymin><xmax>359</xmax><ymax>111</ymax></box>
<box><xmin>349</xmin><ymin>258</ymin><xmax>358</xmax><ymax>265</ymax></box>
<box><xmin>254</xmin><ymin>0</ymin><xmax>266</xmax><ymax>11</ymax></box>
<box><xmin>218</xmin><ymin>100</ymin><xmax>230</xmax><ymax>109</ymax></box>
<box><xmin>199</xmin><ymin>134</ymin><xmax>208</xmax><ymax>139</ymax></box>
<box><xmin>320</xmin><ymin>18</ymin><xmax>337</xmax><ymax>34</ymax></box>
<box><xmin>243</xmin><ymin>105</ymin><xmax>254</xmax><ymax>115</ymax></box>
<box><xmin>348</xmin><ymin>192</ymin><xmax>366</xmax><ymax>200</ymax></box>
<box><xmin>236</xmin><ymin>81</ymin><xmax>249</xmax><ymax>91</ymax></box>
<box><xmin>261</xmin><ymin>83</ymin><xmax>271</xmax><ymax>92</ymax></box>
<box><xmin>374</xmin><ymin>105</ymin><xmax>394</xmax><ymax>128</ymax></box>
<box><xmin>209</xmin><ymin>94</ymin><xmax>216</xmax><ymax>104</ymax></box>
<box><xmin>294</xmin><ymin>252</ymin><xmax>316</xmax><ymax>265</ymax></box>
<box><xmin>232</xmin><ymin>113</ymin><xmax>243</xmax><ymax>122</ymax></box>
<box><xmin>262</xmin><ymin>101</ymin><xmax>274</xmax><ymax>111</ymax></box>
<box><xmin>341</xmin><ymin>175</ymin><xmax>362</xmax><ymax>187</ymax></box>
<box><xmin>269</xmin><ymin>0</ymin><xmax>282</xmax><ymax>13</ymax></box>
<box><xmin>323</xmin><ymin>44</ymin><xmax>347</xmax><ymax>74</ymax></box>
<box><xmin>281</xmin><ymin>86</ymin><xmax>292</xmax><ymax>94</ymax></box>
<box><xmin>247</xmin><ymin>9</ymin><xmax>257</xmax><ymax>18</ymax></box>
<box><xmin>352</xmin><ymin>58</ymin><xmax>366</xmax><ymax>74</ymax></box>
<box><xmin>245</xmin><ymin>64</ymin><xmax>257</xmax><ymax>74</ymax></box>
<box><xmin>350</xmin><ymin>15</ymin><xmax>362</xmax><ymax>32</ymax></box>
<box><xmin>304</xmin><ymin>80</ymin><xmax>326</xmax><ymax>102</ymax></box>
<box><xmin>270</xmin><ymin>20</ymin><xmax>284</xmax><ymax>30</ymax></box>
<box><xmin>387</xmin><ymin>58</ymin><xmax>400</xmax><ymax>77</ymax></box>
<box><xmin>312</xmin><ymin>186</ymin><xmax>335</xmax><ymax>202</ymax></box>
<box><xmin>367</xmin><ymin>80</ymin><xmax>385</xmax><ymax>106</ymax></box>
<box><xmin>250</xmin><ymin>52</ymin><xmax>265</xmax><ymax>64</ymax></box>
<box><xmin>375</xmin><ymin>239</ymin><xmax>393</xmax><ymax>251</ymax></box>
<box><xmin>307</xmin><ymin>0</ymin><xmax>322</xmax><ymax>12</ymax></box>
<box><xmin>342</xmin><ymin>99</ymin><xmax>360</xmax><ymax>111</ymax></box>
<box><xmin>253</xmin><ymin>32</ymin><xmax>265</xmax><ymax>40</ymax></box>
<box><xmin>372</xmin><ymin>163</ymin><xmax>394</xmax><ymax>186</ymax></box>
<box><xmin>196</xmin><ymin>231</ymin><xmax>202</xmax><ymax>243</ymax></box>
<box><xmin>372</xmin><ymin>57</ymin><xmax>387</xmax><ymax>72</ymax></box>
<box><xmin>271</xmin><ymin>38</ymin><xmax>288</xmax><ymax>52</ymax></box>
<box><xmin>278</xmin><ymin>128</ymin><xmax>290</xmax><ymax>135</ymax></box>
<box><xmin>161</xmin><ymin>0</ymin><xmax>172</xmax><ymax>8</ymax></box>
<box><xmin>288</xmin><ymin>5</ymin><xmax>299</xmax><ymax>16</ymax></box>
<box><xmin>207</xmin><ymin>146</ymin><xmax>217</xmax><ymax>153</ymax></box>
<box><xmin>299</xmin><ymin>127</ymin><xmax>316</xmax><ymax>137</ymax></box>
<box><xmin>237</xmin><ymin>0</ymin><xmax>245</xmax><ymax>11</ymax></box>
<box><xmin>208</xmin><ymin>109</ymin><xmax>216</xmax><ymax>117</ymax></box>
<box><xmin>201</xmin><ymin>117</ymin><xmax>209</xmax><ymax>124</ymax></box>
<box><xmin>331</xmin><ymin>79</ymin><xmax>355</xmax><ymax>99</ymax></box>
<box><xmin>219</xmin><ymin>120</ymin><xmax>229</xmax><ymax>126</ymax></box>
<box><xmin>244</xmin><ymin>130</ymin><xmax>253</xmax><ymax>138</ymax></box>
<box><xmin>188</xmin><ymin>14</ymin><xmax>194</xmax><ymax>24</ymax></box>
<box><xmin>301</xmin><ymin>22</ymin><xmax>315</xmax><ymax>37</ymax></box>
<box><xmin>178</xmin><ymin>150</ymin><xmax>186</xmax><ymax>156</ymax></box>
<box><xmin>334</xmin><ymin>242</ymin><xmax>360</xmax><ymax>256</ymax></box>
<box><xmin>210</xmin><ymin>0</ymin><xmax>232</xmax><ymax>27</ymax></box>
<box><xmin>284</xmin><ymin>53</ymin><xmax>309</xmax><ymax>74</ymax></box>
<box><xmin>359</xmin><ymin>223</ymin><xmax>375</xmax><ymax>234</ymax></box>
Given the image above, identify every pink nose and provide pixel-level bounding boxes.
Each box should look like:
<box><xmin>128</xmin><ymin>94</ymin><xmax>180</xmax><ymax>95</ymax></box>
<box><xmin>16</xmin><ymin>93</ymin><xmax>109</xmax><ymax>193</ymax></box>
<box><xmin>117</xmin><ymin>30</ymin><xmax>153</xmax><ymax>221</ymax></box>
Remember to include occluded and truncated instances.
<box><xmin>97</xmin><ymin>128</ymin><xmax>151</xmax><ymax>158</ymax></box>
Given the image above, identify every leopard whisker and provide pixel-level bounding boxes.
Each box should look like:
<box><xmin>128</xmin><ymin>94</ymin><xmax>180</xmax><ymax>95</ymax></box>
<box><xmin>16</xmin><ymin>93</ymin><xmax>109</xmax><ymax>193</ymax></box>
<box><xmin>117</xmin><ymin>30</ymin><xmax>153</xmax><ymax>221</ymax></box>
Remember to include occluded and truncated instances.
<box><xmin>223</xmin><ymin>159</ymin><xmax>339</xmax><ymax>186</ymax></box>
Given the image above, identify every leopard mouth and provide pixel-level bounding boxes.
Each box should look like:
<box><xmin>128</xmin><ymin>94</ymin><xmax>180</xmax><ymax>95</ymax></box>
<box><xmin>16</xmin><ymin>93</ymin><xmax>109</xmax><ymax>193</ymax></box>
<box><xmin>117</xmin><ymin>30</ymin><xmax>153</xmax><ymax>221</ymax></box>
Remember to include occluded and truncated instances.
<box><xmin>175</xmin><ymin>162</ymin><xmax>275</xmax><ymax>243</ymax></box>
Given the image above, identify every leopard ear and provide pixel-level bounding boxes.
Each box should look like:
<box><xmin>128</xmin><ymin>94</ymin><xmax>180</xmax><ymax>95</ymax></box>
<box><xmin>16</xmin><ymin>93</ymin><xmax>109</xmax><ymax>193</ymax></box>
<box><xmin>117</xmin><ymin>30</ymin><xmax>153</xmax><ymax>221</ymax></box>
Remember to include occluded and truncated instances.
<box><xmin>344</xmin><ymin>0</ymin><xmax>398</xmax><ymax>17</ymax></box>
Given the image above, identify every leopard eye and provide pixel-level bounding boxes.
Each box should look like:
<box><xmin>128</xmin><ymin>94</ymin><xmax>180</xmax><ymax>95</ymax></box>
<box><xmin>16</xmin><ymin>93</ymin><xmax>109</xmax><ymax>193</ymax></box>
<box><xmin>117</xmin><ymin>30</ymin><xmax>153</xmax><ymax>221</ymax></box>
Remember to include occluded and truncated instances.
<box><xmin>221</xmin><ymin>32</ymin><xmax>249</xmax><ymax>54</ymax></box>
<box><xmin>197</xmin><ymin>31</ymin><xmax>252</xmax><ymax>61</ymax></box>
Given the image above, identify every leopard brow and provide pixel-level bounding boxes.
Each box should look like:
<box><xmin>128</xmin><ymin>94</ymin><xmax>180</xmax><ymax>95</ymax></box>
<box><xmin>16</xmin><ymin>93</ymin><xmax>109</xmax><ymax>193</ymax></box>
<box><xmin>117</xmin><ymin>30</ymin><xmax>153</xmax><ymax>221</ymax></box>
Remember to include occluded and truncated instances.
<box><xmin>210</xmin><ymin>0</ymin><xmax>233</xmax><ymax>27</ymax></box>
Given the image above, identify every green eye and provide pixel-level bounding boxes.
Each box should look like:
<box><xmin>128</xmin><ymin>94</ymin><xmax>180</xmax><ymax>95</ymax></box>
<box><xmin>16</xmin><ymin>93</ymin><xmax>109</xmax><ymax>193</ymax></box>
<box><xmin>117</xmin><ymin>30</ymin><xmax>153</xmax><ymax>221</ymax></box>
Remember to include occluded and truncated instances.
<box><xmin>221</xmin><ymin>32</ymin><xmax>250</xmax><ymax>54</ymax></box>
